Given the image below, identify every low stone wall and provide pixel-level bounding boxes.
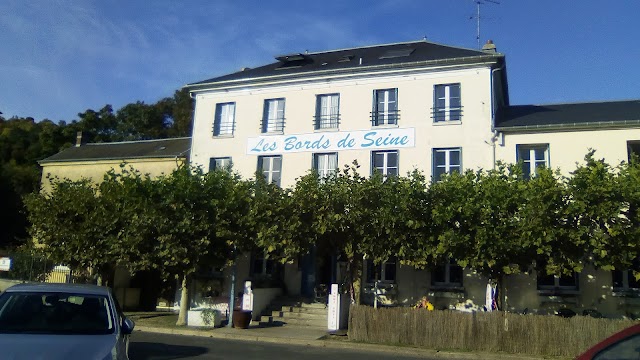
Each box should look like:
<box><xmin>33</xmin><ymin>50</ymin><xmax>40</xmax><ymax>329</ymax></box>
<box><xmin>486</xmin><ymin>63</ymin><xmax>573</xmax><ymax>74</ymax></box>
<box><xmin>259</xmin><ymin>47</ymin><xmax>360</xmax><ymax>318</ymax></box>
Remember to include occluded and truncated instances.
<box><xmin>252</xmin><ymin>287</ymin><xmax>282</xmax><ymax>320</ymax></box>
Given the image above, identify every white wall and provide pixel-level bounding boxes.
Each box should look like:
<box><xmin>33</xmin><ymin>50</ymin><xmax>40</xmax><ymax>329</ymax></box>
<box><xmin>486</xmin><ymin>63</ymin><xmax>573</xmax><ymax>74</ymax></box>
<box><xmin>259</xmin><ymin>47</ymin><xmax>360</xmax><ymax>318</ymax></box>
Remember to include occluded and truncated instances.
<box><xmin>497</xmin><ymin>128</ymin><xmax>640</xmax><ymax>173</ymax></box>
<box><xmin>190</xmin><ymin>66</ymin><xmax>497</xmax><ymax>186</ymax></box>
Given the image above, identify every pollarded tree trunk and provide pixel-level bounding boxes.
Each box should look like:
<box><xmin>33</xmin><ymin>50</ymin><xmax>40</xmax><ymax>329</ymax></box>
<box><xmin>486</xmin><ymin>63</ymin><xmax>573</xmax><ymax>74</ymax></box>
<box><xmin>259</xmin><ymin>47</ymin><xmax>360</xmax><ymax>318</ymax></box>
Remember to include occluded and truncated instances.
<box><xmin>176</xmin><ymin>274</ymin><xmax>189</xmax><ymax>326</ymax></box>
<box><xmin>351</xmin><ymin>256</ymin><xmax>363</xmax><ymax>305</ymax></box>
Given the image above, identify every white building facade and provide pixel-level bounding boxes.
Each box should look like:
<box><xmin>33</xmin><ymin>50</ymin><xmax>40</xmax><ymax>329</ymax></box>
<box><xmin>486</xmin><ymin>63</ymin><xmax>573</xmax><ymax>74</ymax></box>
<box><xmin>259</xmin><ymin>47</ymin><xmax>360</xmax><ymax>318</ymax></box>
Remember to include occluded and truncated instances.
<box><xmin>187</xmin><ymin>39</ymin><xmax>640</xmax><ymax>318</ymax></box>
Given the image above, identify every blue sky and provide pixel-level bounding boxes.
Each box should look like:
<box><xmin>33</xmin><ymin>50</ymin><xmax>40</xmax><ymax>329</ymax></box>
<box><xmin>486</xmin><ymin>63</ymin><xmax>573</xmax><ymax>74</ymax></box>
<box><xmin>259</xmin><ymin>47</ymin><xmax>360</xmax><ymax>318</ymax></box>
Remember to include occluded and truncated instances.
<box><xmin>1</xmin><ymin>0</ymin><xmax>639</xmax><ymax>122</ymax></box>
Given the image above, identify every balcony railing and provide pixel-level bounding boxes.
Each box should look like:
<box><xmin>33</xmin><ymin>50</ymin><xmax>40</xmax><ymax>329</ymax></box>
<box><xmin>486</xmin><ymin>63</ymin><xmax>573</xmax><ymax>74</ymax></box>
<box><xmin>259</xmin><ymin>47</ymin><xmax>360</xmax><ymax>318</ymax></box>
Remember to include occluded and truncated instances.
<box><xmin>260</xmin><ymin>117</ymin><xmax>286</xmax><ymax>133</ymax></box>
<box><xmin>313</xmin><ymin>114</ymin><xmax>340</xmax><ymax>130</ymax></box>
<box><xmin>370</xmin><ymin>110</ymin><xmax>400</xmax><ymax>126</ymax></box>
<box><xmin>432</xmin><ymin>106</ymin><xmax>464</xmax><ymax>122</ymax></box>
<box><xmin>212</xmin><ymin>121</ymin><xmax>235</xmax><ymax>136</ymax></box>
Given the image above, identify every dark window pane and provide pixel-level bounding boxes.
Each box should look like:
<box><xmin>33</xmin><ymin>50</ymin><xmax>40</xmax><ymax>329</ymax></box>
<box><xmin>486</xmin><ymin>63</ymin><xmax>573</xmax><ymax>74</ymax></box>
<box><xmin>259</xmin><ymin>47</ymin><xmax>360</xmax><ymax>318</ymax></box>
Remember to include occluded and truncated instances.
<box><xmin>450</xmin><ymin>264</ymin><xmax>463</xmax><ymax>285</ymax></box>
<box><xmin>538</xmin><ymin>273</ymin><xmax>555</xmax><ymax>287</ymax></box>
<box><xmin>435</xmin><ymin>151</ymin><xmax>445</xmax><ymax>165</ymax></box>
<box><xmin>559</xmin><ymin>273</ymin><xmax>577</xmax><ymax>287</ymax></box>
<box><xmin>388</xmin><ymin>89</ymin><xmax>397</xmax><ymax>103</ymax></box>
<box><xmin>432</xmin><ymin>265</ymin><xmax>445</xmax><ymax>284</ymax></box>
<box><xmin>449</xmin><ymin>85</ymin><xmax>460</xmax><ymax>98</ymax></box>
<box><xmin>435</xmin><ymin>85</ymin><xmax>445</xmax><ymax>99</ymax></box>
<box><xmin>272</xmin><ymin>156</ymin><xmax>282</xmax><ymax>170</ymax></box>
<box><xmin>450</xmin><ymin>150</ymin><xmax>460</xmax><ymax>165</ymax></box>
<box><xmin>374</xmin><ymin>153</ymin><xmax>385</xmax><ymax>168</ymax></box>
<box><xmin>387</xmin><ymin>152</ymin><xmax>398</xmax><ymax>167</ymax></box>
<box><xmin>613</xmin><ymin>270</ymin><xmax>624</xmax><ymax>288</ymax></box>
<box><xmin>272</xmin><ymin>171</ymin><xmax>281</xmax><ymax>186</ymax></box>
<box><xmin>522</xmin><ymin>163</ymin><xmax>531</xmax><ymax>178</ymax></box>
<box><xmin>534</xmin><ymin>148</ymin><xmax>546</xmax><ymax>161</ymax></box>
<box><xmin>433</xmin><ymin>167</ymin><xmax>446</xmax><ymax>180</ymax></box>
<box><xmin>385</xmin><ymin>262</ymin><xmax>396</xmax><ymax>282</ymax></box>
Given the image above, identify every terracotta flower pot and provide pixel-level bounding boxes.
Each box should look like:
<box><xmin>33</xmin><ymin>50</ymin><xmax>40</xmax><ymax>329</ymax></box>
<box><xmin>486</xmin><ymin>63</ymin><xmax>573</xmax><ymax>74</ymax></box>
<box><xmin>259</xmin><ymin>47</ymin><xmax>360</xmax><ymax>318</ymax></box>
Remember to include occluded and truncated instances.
<box><xmin>232</xmin><ymin>309</ymin><xmax>252</xmax><ymax>329</ymax></box>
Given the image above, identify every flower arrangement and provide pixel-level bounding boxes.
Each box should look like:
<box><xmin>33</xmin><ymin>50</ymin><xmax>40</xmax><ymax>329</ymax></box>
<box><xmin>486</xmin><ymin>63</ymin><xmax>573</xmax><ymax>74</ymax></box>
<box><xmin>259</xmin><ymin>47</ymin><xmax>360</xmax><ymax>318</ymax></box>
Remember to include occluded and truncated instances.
<box><xmin>413</xmin><ymin>296</ymin><xmax>434</xmax><ymax>311</ymax></box>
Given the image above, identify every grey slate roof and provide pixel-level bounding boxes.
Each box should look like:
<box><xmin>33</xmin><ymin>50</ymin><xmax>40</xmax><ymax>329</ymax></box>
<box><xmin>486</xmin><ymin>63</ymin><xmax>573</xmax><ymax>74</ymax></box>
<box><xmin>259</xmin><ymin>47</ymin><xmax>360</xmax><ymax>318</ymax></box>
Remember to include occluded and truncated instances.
<box><xmin>39</xmin><ymin>137</ymin><xmax>191</xmax><ymax>164</ymax></box>
<box><xmin>496</xmin><ymin>100</ymin><xmax>640</xmax><ymax>132</ymax></box>
<box><xmin>186</xmin><ymin>40</ymin><xmax>504</xmax><ymax>90</ymax></box>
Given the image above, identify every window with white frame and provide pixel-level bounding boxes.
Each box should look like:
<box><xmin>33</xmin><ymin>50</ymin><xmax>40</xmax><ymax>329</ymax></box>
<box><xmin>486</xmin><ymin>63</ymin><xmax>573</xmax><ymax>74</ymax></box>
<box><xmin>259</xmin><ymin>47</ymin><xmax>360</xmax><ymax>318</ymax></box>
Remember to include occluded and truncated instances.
<box><xmin>209</xmin><ymin>157</ymin><xmax>232</xmax><ymax>171</ymax></box>
<box><xmin>258</xmin><ymin>155</ymin><xmax>282</xmax><ymax>186</ymax></box>
<box><xmin>313</xmin><ymin>153</ymin><xmax>338</xmax><ymax>178</ymax></box>
<box><xmin>537</xmin><ymin>271</ymin><xmax>578</xmax><ymax>291</ymax></box>
<box><xmin>251</xmin><ymin>251</ymin><xmax>277</xmax><ymax>277</ymax></box>
<box><xmin>366</xmin><ymin>257</ymin><xmax>397</xmax><ymax>283</ymax></box>
<box><xmin>372</xmin><ymin>88</ymin><xmax>398</xmax><ymax>126</ymax></box>
<box><xmin>213</xmin><ymin>102</ymin><xmax>235</xmax><ymax>136</ymax></box>
<box><xmin>372</xmin><ymin>150</ymin><xmax>398</xmax><ymax>177</ymax></box>
<box><xmin>262</xmin><ymin>98</ymin><xmax>285</xmax><ymax>133</ymax></box>
<box><xmin>433</xmin><ymin>83</ymin><xmax>461</xmax><ymax>122</ymax></box>
<box><xmin>627</xmin><ymin>141</ymin><xmax>640</xmax><ymax>162</ymax></box>
<box><xmin>517</xmin><ymin>144</ymin><xmax>549</xmax><ymax>179</ymax></box>
<box><xmin>431</xmin><ymin>259</ymin><xmax>463</xmax><ymax>288</ymax></box>
<box><xmin>613</xmin><ymin>269</ymin><xmax>640</xmax><ymax>292</ymax></box>
<box><xmin>432</xmin><ymin>148</ymin><xmax>461</xmax><ymax>181</ymax></box>
<box><xmin>315</xmin><ymin>94</ymin><xmax>340</xmax><ymax>129</ymax></box>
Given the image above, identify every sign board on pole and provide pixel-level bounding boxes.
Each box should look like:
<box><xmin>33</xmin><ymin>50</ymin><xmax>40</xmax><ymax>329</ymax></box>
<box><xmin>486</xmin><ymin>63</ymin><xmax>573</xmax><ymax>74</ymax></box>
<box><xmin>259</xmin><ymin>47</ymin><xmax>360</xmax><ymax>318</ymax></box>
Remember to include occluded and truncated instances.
<box><xmin>0</xmin><ymin>257</ymin><xmax>11</xmax><ymax>271</ymax></box>
<box><xmin>328</xmin><ymin>284</ymin><xmax>340</xmax><ymax>331</ymax></box>
<box><xmin>242</xmin><ymin>280</ymin><xmax>253</xmax><ymax>311</ymax></box>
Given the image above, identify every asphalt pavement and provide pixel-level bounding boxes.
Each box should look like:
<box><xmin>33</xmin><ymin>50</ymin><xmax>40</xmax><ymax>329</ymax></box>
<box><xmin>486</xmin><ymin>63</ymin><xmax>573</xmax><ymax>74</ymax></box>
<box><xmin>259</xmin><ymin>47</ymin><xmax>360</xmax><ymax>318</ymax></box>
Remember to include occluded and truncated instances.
<box><xmin>133</xmin><ymin>324</ymin><xmax>548</xmax><ymax>360</ymax></box>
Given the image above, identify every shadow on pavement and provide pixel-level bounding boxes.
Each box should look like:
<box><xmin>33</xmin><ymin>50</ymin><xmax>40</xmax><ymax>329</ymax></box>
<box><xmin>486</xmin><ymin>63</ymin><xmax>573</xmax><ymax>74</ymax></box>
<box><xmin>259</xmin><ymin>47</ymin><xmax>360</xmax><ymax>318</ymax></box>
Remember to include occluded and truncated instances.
<box><xmin>129</xmin><ymin>342</ymin><xmax>208</xmax><ymax>360</ymax></box>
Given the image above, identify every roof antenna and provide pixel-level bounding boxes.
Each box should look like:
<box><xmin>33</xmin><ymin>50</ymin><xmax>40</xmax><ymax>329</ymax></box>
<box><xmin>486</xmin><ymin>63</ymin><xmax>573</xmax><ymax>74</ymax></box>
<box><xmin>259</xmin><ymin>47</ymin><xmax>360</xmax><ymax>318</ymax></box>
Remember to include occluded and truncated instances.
<box><xmin>469</xmin><ymin>0</ymin><xmax>500</xmax><ymax>49</ymax></box>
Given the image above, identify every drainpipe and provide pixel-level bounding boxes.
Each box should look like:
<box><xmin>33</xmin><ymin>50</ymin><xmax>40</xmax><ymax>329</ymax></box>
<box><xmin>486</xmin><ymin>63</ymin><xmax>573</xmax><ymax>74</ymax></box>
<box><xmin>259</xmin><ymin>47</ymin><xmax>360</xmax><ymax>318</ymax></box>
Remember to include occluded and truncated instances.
<box><xmin>227</xmin><ymin>246</ymin><xmax>237</xmax><ymax>328</ymax></box>
<box><xmin>489</xmin><ymin>66</ymin><xmax>504</xmax><ymax>170</ymax></box>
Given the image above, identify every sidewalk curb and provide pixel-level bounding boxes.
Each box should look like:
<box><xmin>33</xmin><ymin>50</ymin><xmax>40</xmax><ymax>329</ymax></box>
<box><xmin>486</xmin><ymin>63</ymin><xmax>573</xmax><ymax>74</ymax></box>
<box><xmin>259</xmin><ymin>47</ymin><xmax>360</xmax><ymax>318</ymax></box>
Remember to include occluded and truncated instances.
<box><xmin>134</xmin><ymin>326</ymin><xmax>550</xmax><ymax>360</ymax></box>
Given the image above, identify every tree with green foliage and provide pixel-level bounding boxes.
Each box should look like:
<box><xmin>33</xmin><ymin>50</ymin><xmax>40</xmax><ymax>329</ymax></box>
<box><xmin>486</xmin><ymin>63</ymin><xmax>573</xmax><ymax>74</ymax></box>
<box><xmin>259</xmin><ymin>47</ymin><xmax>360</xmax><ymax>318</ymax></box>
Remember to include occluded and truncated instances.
<box><xmin>24</xmin><ymin>178</ymin><xmax>116</xmax><ymax>281</ymax></box>
<box><xmin>564</xmin><ymin>152</ymin><xmax>640</xmax><ymax>277</ymax></box>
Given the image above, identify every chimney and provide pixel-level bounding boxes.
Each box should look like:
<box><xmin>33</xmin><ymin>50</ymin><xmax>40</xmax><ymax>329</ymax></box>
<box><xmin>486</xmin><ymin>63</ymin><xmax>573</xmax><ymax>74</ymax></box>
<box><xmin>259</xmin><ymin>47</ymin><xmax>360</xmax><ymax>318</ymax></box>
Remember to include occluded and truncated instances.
<box><xmin>75</xmin><ymin>131</ymin><xmax>83</xmax><ymax>147</ymax></box>
<box><xmin>482</xmin><ymin>40</ymin><xmax>497</xmax><ymax>53</ymax></box>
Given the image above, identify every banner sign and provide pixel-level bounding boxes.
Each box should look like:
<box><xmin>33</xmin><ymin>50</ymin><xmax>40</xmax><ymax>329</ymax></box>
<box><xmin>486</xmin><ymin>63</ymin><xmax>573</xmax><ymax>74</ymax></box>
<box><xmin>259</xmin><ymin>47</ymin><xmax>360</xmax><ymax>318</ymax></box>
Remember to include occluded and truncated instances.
<box><xmin>0</xmin><ymin>257</ymin><xmax>11</xmax><ymax>271</ymax></box>
<box><xmin>247</xmin><ymin>128</ymin><xmax>415</xmax><ymax>155</ymax></box>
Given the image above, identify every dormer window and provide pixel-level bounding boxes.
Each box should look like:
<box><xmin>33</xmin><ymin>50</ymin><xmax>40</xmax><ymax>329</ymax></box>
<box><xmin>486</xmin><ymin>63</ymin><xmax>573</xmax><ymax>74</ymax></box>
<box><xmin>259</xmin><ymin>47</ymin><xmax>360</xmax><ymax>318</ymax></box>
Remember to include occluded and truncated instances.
<box><xmin>275</xmin><ymin>53</ymin><xmax>312</xmax><ymax>69</ymax></box>
<box><xmin>379</xmin><ymin>48</ymin><xmax>415</xmax><ymax>59</ymax></box>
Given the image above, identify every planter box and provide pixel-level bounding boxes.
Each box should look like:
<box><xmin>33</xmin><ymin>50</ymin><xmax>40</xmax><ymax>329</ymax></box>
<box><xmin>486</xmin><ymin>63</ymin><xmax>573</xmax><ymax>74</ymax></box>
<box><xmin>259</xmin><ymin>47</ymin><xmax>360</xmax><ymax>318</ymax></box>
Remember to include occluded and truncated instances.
<box><xmin>187</xmin><ymin>309</ymin><xmax>222</xmax><ymax>327</ymax></box>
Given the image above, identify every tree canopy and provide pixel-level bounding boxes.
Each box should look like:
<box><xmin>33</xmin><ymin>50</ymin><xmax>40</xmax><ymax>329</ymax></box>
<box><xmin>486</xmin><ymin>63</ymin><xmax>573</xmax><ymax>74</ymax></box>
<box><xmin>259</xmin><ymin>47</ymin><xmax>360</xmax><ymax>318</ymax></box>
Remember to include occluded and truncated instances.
<box><xmin>1</xmin><ymin>89</ymin><xmax>193</xmax><ymax>249</ymax></box>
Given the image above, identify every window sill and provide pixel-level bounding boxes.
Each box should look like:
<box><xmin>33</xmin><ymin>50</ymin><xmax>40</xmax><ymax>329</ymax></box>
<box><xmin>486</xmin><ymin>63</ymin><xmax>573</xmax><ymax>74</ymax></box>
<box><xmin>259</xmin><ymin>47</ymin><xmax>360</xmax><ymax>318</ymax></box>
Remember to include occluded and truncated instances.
<box><xmin>428</xmin><ymin>287</ymin><xmax>465</xmax><ymax>299</ymax></box>
<box><xmin>432</xmin><ymin>120</ymin><xmax>462</xmax><ymax>126</ymax></box>
<box><xmin>314</xmin><ymin>128</ymin><xmax>340</xmax><ymax>133</ymax></box>
<box><xmin>537</xmin><ymin>289</ymin><xmax>579</xmax><ymax>296</ymax></box>
<box><xmin>363</xmin><ymin>282</ymin><xmax>397</xmax><ymax>293</ymax></box>
<box><xmin>213</xmin><ymin>134</ymin><xmax>234</xmax><ymax>139</ymax></box>
<box><xmin>261</xmin><ymin>131</ymin><xmax>284</xmax><ymax>136</ymax></box>
<box><xmin>371</xmin><ymin>124</ymin><xmax>399</xmax><ymax>129</ymax></box>
<box><xmin>538</xmin><ymin>289</ymin><xmax>579</xmax><ymax>304</ymax></box>
<box><xmin>612</xmin><ymin>289</ymin><xmax>640</xmax><ymax>298</ymax></box>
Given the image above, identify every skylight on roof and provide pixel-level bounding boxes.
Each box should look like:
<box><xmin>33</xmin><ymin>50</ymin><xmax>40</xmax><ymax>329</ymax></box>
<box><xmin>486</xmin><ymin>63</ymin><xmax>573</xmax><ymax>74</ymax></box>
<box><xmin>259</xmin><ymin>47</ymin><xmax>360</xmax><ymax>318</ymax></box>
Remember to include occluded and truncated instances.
<box><xmin>379</xmin><ymin>48</ymin><xmax>415</xmax><ymax>59</ymax></box>
<box><xmin>338</xmin><ymin>55</ymin><xmax>354</xmax><ymax>62</ymax></box>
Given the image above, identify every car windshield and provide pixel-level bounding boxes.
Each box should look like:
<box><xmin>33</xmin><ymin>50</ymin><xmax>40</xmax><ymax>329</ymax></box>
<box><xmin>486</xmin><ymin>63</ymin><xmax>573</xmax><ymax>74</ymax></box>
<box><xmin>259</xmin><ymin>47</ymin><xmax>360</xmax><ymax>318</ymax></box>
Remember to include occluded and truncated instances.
<box><xmin>0</xmin><ymin>292</ymin><xmax>114</xmax><ymax>335</ymax></box>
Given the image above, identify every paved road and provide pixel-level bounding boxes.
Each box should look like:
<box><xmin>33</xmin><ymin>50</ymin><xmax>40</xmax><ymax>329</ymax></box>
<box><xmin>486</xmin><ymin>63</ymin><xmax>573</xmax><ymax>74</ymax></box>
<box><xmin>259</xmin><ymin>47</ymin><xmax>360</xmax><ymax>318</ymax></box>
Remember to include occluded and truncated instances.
<box><xmin>129</xmin><ymin>331</ymin><xmax>468</xmax><ymax>360</ymax></box>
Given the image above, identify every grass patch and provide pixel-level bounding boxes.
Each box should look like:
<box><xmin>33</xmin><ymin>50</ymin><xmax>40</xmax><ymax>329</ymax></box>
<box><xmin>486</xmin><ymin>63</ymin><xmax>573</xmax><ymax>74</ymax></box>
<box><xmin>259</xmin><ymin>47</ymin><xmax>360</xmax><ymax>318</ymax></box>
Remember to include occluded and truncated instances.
<box><xmin>126</xmin><ymin>312</ymin><xmax>181</xmax><ymax>328</ymax></box>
